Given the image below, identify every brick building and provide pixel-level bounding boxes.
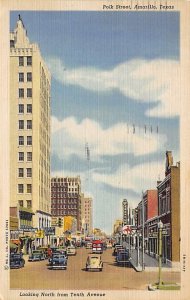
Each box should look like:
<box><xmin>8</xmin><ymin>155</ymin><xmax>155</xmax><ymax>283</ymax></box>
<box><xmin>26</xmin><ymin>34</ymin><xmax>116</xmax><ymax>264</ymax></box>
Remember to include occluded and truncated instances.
<box><xmin>51</xmin><ymin>176</ymin><xmax>82</xmax><ymax>230</ymax></box>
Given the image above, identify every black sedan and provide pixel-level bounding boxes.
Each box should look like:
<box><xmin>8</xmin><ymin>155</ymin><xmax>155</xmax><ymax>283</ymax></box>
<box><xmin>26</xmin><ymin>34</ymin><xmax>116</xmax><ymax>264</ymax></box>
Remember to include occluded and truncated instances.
<box><xmin>10</xmin><ymin>253</ymin><xmax>25</xmax><ymax>269</ymax></box>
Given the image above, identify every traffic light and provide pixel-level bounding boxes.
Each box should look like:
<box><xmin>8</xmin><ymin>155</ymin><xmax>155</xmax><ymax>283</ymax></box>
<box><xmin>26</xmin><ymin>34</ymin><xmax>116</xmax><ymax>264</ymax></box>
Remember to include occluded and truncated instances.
<box><xmin>58</xmin><ymin>217</ymin><xmax>63</xmax><ymax>227</ymax></box>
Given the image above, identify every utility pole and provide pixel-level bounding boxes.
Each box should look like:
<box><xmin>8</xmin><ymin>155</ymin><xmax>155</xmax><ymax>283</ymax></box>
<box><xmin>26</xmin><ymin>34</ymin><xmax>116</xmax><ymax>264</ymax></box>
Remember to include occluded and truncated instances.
<box><xmin>142</xmin><ymin>191</ymin><xmax>145</xmax><ymax>271</ymax></box>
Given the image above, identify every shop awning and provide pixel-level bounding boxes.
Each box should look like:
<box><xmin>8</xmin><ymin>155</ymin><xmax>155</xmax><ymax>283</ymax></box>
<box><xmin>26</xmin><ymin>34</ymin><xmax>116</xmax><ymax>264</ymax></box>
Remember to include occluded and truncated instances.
<box><xmin>19</xmin><ymin>206</ymin><xmax>35</xmax><ymax>215</ymax></box>
<box><xmin>10</xmin><ymin>239</ymin><xmax>21</xmax><ymax>245</ymax></box>
<box><xmin>10</xmin><ymin>241</ymin><xmax>18</xmax><ymax>248</ymax></box>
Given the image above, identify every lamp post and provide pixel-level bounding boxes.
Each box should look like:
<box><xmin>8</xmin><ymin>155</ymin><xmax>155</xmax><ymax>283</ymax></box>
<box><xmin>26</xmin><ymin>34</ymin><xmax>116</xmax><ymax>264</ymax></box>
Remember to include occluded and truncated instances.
<box><xmin>158</xmin><ymin>220</ymin><xmax>163</xmax><ymax>287</ymax></box>
<box><xmin>137</xmin><ymin>232</ymin><xmax>141</xmax><ymax>268</ymax></box>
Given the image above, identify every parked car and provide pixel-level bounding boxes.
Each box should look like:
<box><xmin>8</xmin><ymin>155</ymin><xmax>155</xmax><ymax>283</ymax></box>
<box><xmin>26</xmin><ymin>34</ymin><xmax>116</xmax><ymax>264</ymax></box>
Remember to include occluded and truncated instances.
<box><xmin>85</xmin><ymin>254</ymin><xmax>103</xmax><ymax>271</ymax></box>
<box><xmin>112</xmin><ymin>245</ymin><xmax>124</xmax><ymax>256</ymax></box>
<box><xmin>49</xmin><ymin>253</ymin><xmax>67</xmax><ymax>270</ymax></box>
<box><xmin>10</xmin><ymin>253</ymin><xmax>25</xmax><ymax>269</ymax></box>
<box><xmin>116</xmin><ymin>250</ymin><xmax>131</xmax><ymax>266</ymax></box>
<box><xmin>28</xmin><ymin>250</ymin><xmax>46</xmax><ymax>261</ymax></box>
<box><xmin>67</xmin><ymin>246</ymin><xmax>76</xmax><ymax>256</ymax></box>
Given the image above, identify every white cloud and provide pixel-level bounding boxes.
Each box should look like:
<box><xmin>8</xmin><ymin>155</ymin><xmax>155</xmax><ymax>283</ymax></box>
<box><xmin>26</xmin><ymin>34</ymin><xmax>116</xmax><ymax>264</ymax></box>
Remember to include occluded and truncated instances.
<box><xmin>51</xmin><ymin>116</ymin><xmax>167</xmax><ymax>161</ymax></box>
<box><xmin>92</xmin><ymin>160</ymin><xmax>165</xmax><ymax>193</ymax></box>
<box><xmin>47</xmin><ymin>57</ymin><xmax>181</xmax><ymax>118</ymax></box>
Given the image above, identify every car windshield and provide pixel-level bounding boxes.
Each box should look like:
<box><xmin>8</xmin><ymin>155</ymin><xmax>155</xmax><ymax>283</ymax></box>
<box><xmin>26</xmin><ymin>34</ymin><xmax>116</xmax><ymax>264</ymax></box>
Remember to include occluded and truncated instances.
<box><xmin>33</xmin><ymin>250</ymin><xmax>41</xmax><ymax>254</ymax></box>
<box><xmin>53</xmin><ymin>255</ymin><xmax>64</xmax><ymax>259</ymax></box>
<box><xmin>119</xmin><ymin>253</ymin><xmax>129</xmax><ymax>259</ymax></box>
<box><xmin>90</xmin><ymin>257</ymin><xmax>99</xmax><ymax>261</ymax></box>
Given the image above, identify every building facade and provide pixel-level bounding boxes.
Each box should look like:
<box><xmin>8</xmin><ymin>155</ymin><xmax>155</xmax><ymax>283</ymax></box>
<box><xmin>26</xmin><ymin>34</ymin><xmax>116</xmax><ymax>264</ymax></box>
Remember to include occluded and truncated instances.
<box><xmin>81</xmin><ymin>195</ymin><xmax>93</xmax><ymax>236</ymax></box>
<box><xmin>157</xmin><ymin>151</ymin><xmax>180</xmax><ymax>266</ymax></box>
<box><xmin>10</xmin><ymin>16</ymin><xmax>51</xmax><ymax>247</ymax></box>
<box><xmin>51</xmin><ymin>176</ymin><xmax>82</xmax><ymax>230</ymax></box>
<box><xmin>136</xmin><ymin>151</ymin><xmax>180</xmax><ymax>267</ymax></box>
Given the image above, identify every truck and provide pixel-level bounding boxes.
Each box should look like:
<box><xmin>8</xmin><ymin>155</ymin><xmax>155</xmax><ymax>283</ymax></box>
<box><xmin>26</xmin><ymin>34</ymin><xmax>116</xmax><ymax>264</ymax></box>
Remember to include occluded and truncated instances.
<box><xmin>92</xmin><ymin>240</ymin><xmax>103</xmax><ymax>254</ymax></box>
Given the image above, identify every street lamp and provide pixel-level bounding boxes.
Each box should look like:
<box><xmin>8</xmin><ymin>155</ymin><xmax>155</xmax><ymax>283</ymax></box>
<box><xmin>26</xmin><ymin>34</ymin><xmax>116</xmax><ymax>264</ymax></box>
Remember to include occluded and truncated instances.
<box><xmin>136</xmin><ymin>231</ymin><xmax>141</xmax><ymax>268</ymax></box>
<box><xmin>158</xmin><ymin>220</ymin><xmax>163</xmax><ymax>287</ymax></box>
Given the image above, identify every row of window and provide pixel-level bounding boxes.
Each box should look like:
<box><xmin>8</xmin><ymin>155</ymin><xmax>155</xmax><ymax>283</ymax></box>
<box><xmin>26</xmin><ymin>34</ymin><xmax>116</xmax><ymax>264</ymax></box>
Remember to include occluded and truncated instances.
<box><xmin>19</xmin><ymin>200</ymin><xmax>32</xmax><ymax>208</ymax></box>
<box><xmin>51</xmin><ymin>211</ymin><xmax>77</xmax><ymax>216</ymax></box>
<box><xmin>51</xmin><ymin>199</ymin><xmax>78</xmax><ymax>204</ymax></box>
<box><xmin>18</xmin><ymin>200</ymin><xmax>32</xmax><ymax>208</ymax></box>
<box><xmin>18</xmin><ymin>152</ymin><xmax>32</xmax><ymax>161</ymax></box>
<box><xmin>19</xmin><ymin>120</ymin><xmax>32</xmax><ymax>130</ymax></box>
<box><xmin>18</xmin><ymin>104</ymin><xmax>32</xmax><ymax>114</ymax></box>
<box><xmin>18</xmin><ymin>168</ymin><xmax>32</xmax><ymax>178</ymax></box>
<box><xmin>19</xmin><ymin>56</ymin><xmax>32</xmax><ymax>67</ymax></box>
<box><xmin>18</xmin><ymin>184</ymin><xmax>32</xmax><ymax>193</ymax></box>
<box><xmin>52</xmin><ymin>205</ymin><xmax>77</xmax><ymax>209</ymax></box>
<box><xmin>51</xmin><ymin>193</ymin><xmax>79</xmax><ymax>198</ymax></box>
<box><xmin>18</xmin><ymin>72</ymin><xmax>32</xmax><ymax>82</ymax></box>
<box><xmin>18</xmin><ymin>136</ymin><xmax>32</xmax><ymax>146</ymax></box>
<box><xmin>51</xmin><ymin>188</ymin><xmax>78</xmax><ymax>192</ymax></box>
<box><xmin>18</xmin><ymin>88</ymin><xmax>32</xmax><ymax>98</ymax></box>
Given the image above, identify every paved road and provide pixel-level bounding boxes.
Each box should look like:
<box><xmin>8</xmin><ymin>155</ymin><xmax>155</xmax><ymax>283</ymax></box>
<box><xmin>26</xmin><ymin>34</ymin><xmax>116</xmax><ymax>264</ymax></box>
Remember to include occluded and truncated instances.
<box><xmin>10</xmin><ymin>248</ymin><xmax>180</xmax><ymax>290</ymax></box>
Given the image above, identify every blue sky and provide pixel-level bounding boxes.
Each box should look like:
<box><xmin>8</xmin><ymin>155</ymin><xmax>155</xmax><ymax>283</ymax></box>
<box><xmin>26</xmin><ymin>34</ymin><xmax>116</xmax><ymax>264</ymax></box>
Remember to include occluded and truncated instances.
<box><xmin>11</xmin><ymin>11</ymin><xmax>180</xmax><ymax>234</ymax></box>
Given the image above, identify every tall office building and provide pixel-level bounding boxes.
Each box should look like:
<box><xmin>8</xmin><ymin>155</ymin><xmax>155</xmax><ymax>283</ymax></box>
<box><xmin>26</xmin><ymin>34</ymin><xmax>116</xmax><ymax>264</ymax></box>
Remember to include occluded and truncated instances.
<box><xmin>10</xmin><ymin>16</ymin><xmax>51</xmax><ymax>233</ymax></box>
<box><xmin>51</xmin><ymin>176</ymin><xmax>82</xmax><ymax>231</ymax></box>
<box><xmin>81</xmin><ymin>195</ymin><xmax>93</xmax><ymax>235</ymax></box>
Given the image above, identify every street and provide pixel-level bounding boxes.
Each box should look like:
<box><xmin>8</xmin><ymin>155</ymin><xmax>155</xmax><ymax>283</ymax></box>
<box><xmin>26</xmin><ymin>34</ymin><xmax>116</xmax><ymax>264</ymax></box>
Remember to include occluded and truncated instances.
<box><xmin>10</xmin><ymin>248</ymin><xmax>180</xmax><ymax>290</ymax></box>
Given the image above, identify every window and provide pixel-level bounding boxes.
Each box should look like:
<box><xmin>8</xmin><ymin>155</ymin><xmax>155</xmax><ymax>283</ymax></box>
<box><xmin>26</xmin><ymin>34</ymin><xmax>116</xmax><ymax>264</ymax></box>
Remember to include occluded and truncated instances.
<box><xmin>27</xmin><ymin>184</ymin><xmax>32</xmax><ymax>193</ymax></box>
<box><xmin>18</xmin><ymin>168</ymin><xmax>24</xmax><ymax>177</ymax></box>
<box><xmin>27</xmin><ymin>104</ymin><xmax>32</xmax><ymax>113</ymax></box>
<box><xmin>19</xmin><ymin>57</ymin><xmax>24</xmax><ymax>66</ymax></box>
<box><xmin>26</xmin><ymin>200</ymin><xmax>32</xmax><ymax>208</ymax></box>
<box><xmin>18</xmin><ymin>104</ymin><xmax>24</xmax><ymax>114</ymax></box>
<box><xmin>18</xmin><ymin>120</ymin><xmax>24</xmax><ymax>130</ymax></box>
<box><xmin>18</xmin><ymin>152</ymin><xmax>24</xmax><ymax>161</ymax></box>
<box><xmin>27</xmin><ymin>136</ymin><xmax>32</xmax><ymax>145</ymax></box>
<box><xmin>10</xmin><ymin>40</ymin><xmax>15</xmax><ymax>48</ymax></box>
<box><xmin>27</xmin><ymin>168</ymin><xmax>32</xmax><ymax>177</ymax></box>
<box><xmin>27</xmin><ymin>152</ymin><xmax>32</xmax><ymax>161</ymax></box>
<box><xmin>27</xmin><ymin>88</ymin><xmax>32</xmax><ymax>98</ymax></box>
<box><xmin>18</xmin><ymin>136</ymin><xmax>24</xmax><ymax>146</ymax></box>
<box><xmin>27</xmin><ymin>120</ymin><xmax>32</xmax><ymax>129</ymax></box>
<box><xmin>18</xmin><ymin>200</ymin><xmax>23</xmax><ymax>207</ymax></box>
<box><xmin>18</xmin><ymin>184</ymin><xmax>24</xmax><ymax>193</ymax></box>
<box><xmin>19</xmin><ymin>88</ymin><xmax>24</xmax><ymax>98</ymax></box>
<box><xmin>27</xmin><ymin>56</ymin><xmax>32</xmax><ymax>66</ymax></box>
<box><xmin>27</xmin><ymin>72</ymin><xmax>32</xmax><ymax>82</ymax></box>
<box><xmin>19</xmin><ymin>73</ymin><xmax>24</xmax><ymax>82</ymax></box>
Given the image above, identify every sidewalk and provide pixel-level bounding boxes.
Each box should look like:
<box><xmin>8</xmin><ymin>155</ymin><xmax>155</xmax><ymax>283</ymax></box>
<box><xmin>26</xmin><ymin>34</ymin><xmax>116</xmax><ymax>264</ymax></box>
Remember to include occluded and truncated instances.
<box><xmin>129</xmin><ymin>247</ymin><xmax>180</xmax><ymax>272</ymax></box>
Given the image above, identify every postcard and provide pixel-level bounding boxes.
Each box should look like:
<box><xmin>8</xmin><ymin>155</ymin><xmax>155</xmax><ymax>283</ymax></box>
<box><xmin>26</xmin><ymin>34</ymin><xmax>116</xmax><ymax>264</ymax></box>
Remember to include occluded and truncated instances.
<box><xmin>0</xmin><ymin>0</ymin><xmax>190</xmax><ymax>299</ymax></box>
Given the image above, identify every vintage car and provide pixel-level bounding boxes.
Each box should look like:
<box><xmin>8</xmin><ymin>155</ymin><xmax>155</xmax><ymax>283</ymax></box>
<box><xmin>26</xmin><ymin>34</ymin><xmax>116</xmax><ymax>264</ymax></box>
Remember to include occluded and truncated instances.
<box><xmin>116</xmin><ymin>250</ymin><xmax>131</xmax><ymax>266</ymax></box>
<box><xmin>112</xmin><ymin>245</ymin><xmax>124</xmax><ymax>256</ymax></box>
<box><xmin>10</xmin><ymin>253</ymin><xmax>25</xmax><ymax>269</ymax></box>
<box><xmin>85</xmin><ymin>254</ymin><xmax>103</xmax><ymax>272</ymax></box>
<box><xmin>66</xmin><ymin>246</ymin><xmax>76</xmax><ymax>256</ymax></box>
<box><xmin>28</xmin><ymin>250</ymin><xmax>46</xmax><ymax>261</ymax></box>
<box><xmin>92</xmin><ymin>241</ymin><xmax>103</xmax><ymax>254</ymax></box>
<box><xmin>49</xmin><ymin>253</ymin><xmax>67</xmax><ymax>270</ymax></box>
